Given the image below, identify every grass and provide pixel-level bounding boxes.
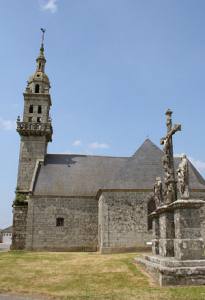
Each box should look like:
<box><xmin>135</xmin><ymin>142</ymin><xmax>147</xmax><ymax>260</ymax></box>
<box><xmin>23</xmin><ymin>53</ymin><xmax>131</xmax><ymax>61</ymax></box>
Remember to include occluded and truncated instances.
<box><xmin>0</xmin><ymin>251</ymin><xmax>205</xmax><ymax>299</ymax></box>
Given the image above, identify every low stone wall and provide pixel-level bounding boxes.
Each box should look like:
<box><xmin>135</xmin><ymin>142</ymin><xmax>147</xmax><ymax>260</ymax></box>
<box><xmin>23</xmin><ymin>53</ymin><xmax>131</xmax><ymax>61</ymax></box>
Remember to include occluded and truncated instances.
<box><xmin>25</xmin><ymin>196</ymin><xmax>98</xmax><ymax>251</ymax></box>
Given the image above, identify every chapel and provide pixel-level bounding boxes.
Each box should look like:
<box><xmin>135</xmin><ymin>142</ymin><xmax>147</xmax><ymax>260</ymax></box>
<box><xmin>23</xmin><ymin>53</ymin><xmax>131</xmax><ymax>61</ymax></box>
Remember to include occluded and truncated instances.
<box><xmin>12</xmin><ymin>36</ymin><xmax>205</xmax><ymax>252</ymax></box>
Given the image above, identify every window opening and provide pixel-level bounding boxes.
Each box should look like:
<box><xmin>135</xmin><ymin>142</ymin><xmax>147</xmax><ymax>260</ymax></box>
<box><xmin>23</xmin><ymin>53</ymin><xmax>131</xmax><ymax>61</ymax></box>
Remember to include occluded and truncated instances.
<box><xmin>56</xmin><ymin>218</ymin><xmax>64</xmax><ymax>227</ymax></box>
<box><xmin>35</xmin><ymin>84</ymin><xmax>40</xmax><ymax>93</ymax></box>
<box><xmin>29</xmin><ymin>105</ymin><xmax>33</xmax><ymax>113</ymax></box>
<box><xmin>38</xmin><ymin>105</ymin><xmax>42</xmax><ymax>114</ymax></box>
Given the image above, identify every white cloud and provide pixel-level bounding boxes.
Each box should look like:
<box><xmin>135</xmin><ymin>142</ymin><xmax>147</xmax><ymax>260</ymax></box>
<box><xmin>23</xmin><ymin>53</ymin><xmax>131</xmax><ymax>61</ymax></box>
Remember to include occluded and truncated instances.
<box><xmin>72</xmin><ymin>140</ymin><xmax>82</xmax><ymax>147</ymax></box>
<box><xmin>40</xmin><ymin>0</ymin><xmax>58</xmax><ymax>13</ymax></box>
<box><xmin>0</xmin><ymin>118</ymin><xmax>16</xmax><ymax>131</ymax></box>
<box><xmin>88</xmin><ymin>142</ymin><xmax>110</xmax><ymax>149</ymax></box>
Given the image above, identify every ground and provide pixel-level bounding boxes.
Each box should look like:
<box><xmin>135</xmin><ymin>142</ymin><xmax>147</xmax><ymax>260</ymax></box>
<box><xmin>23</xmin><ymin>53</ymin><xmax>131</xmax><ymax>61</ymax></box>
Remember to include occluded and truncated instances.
<box><xmin>1</xmin><ymin>252</ymin><xmax>205</xmax><ymax>299</ymax></box>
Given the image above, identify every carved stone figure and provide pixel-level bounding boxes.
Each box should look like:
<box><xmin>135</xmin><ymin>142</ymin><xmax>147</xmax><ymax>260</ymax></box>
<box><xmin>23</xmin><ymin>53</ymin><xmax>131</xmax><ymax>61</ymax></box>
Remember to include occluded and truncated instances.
<box><xmin>153</xmin><ymin>177</ymin><xmax>164</xmax><ymax>208</ymax></box>
<box><xmin>177</xmin><ymin>154</ymin><xmax>190</xmax><ymax>199</ymax></box>
<box><xmin>166</xmin><ymin>183</ymin><xmax>175</xmax><ymax>204</ymax></box>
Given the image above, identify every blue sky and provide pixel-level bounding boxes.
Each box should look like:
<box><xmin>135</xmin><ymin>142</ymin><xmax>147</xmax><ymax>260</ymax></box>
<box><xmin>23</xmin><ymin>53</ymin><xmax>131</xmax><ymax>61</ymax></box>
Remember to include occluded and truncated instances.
<box><xmin>0</xmin><ymin>0</ymin><xmax>205</xmax><ymax>228</ymax></box>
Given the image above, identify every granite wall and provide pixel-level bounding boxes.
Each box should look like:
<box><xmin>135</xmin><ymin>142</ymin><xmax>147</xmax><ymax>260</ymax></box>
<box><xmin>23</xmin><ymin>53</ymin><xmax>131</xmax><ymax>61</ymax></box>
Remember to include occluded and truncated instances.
<box><xmin>13</xmin><ymin>190</ymin><xmax>205</xmax><ymax>253</ymax></box>
<box><xmin>25</xmin><ymin>196</ymin><xmax>98</xmax><ymax>251</ymax></box>
<box><xmin>98</xmin><ymin>191</ymin><xmax>152</xmax><ymax>253</ymax></box>
<box><xmin>190</xmin><ymin>191</ymin><xmax>205</xmax><ymax>241</ymax></box>
<box><xmin>17</xmin><ymin>135</ymin><xmax>47</xmax><ymax>192</ymax></box>
<box><xmin>11</xmin><ymin>205</ymin><xmax>28</xmax><ymax>249</ymax></box>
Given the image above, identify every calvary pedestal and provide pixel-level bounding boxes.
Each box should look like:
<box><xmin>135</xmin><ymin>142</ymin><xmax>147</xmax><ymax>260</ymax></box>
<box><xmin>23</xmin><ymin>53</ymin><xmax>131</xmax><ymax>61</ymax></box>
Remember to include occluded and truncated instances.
<box><xmin>136</xmin><ymin>199</ymin><xmax>205</xmax><ymax>286</ymax></box>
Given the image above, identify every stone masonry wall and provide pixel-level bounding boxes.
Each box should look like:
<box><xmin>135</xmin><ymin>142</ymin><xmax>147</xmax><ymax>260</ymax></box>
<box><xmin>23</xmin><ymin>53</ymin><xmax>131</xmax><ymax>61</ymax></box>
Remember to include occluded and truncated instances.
<box><xmin>17</xmin><ymin>136</ymin><xmax>47</xmax><ymax>192</ymax></box>
<box><xmin>98</xmin><ymin>190</ymin><xmax>205</xmax><ymax>254</ymax></box>
<box><xmin>26</xmin><ymin>197</ymin><xmax>98</xmax><ymax>251</ymax></box>
<box><xmin>190</xmin><ymin>191</ymin><xmax>205</xmax><ymax>241</ymax></box>
<box><xmin>98</xmin><ymin>191</ymin><xmax>152</xmax><ymax>253</ymax></box>
<box><xmin>23</xmin><ymin>97</ymin><xmax>50</xmax><ymax>124</ymax></box>
<box><xmin>11</xmin><ymin>205</ymin><xmax>28</xmax><ymax>250</ymax></box>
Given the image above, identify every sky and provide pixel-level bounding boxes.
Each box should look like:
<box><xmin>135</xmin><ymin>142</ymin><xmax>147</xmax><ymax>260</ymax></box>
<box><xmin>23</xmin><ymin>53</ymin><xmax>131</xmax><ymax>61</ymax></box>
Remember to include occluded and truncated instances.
<box><xmin>1</xmin><ymin>0</ymin><xmax>205</xmax><ymax>228</ymax></box>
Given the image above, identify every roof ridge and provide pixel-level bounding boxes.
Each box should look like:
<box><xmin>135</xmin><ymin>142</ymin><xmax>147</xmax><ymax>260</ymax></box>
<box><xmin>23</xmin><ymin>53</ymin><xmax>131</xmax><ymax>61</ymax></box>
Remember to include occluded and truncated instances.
<box><xmin>46</xmin><ymin>153</ymin><xmax>129</xmax><ymax>159</ymax></box>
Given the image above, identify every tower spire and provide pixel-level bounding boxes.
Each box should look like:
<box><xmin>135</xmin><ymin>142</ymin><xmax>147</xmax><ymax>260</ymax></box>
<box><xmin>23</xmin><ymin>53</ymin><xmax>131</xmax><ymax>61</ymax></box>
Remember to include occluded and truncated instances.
<box><xmin>35</xmin><ymin>28</ymin><xmax>47</xmax><ymax>74</ymax></box>
<box><xmin>25</xmin><ymin>29</ymin><xmax>50</xmax><ymax>94</ymax></box>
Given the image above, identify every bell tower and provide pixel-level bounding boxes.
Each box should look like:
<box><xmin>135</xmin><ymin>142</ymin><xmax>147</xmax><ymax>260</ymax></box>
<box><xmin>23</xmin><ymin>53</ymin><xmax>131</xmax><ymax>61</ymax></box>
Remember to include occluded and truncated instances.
<box><xmin>16</xmin><ymin>29</ymin><xmax>53</xmax><ymax>194</ymax></box>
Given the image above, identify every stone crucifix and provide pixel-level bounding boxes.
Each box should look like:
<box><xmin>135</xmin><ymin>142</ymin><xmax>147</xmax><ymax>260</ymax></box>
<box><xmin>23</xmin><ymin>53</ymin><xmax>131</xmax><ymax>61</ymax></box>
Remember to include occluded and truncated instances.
<box><xmin>160</xmin><ymin>109</ymin><xmax>181</xmax><ymax>204</ymax></box>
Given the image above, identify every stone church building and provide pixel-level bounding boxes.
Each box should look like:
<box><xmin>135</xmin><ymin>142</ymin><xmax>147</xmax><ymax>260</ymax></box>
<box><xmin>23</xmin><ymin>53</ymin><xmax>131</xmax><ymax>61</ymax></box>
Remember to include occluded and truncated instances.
<box><xmin>12</xmin><ymin>40</ymin><xmax>205</xmax><ymax>253</ymax></box>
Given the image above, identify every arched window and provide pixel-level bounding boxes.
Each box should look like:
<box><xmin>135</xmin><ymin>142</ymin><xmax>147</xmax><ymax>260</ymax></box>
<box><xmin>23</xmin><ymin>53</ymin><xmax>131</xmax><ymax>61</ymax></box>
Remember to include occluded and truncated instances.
<box><xmin>29</xmin><ymin>105</ymin><xmax>33</xmax><ymax>113</ymax></box>
<box><xmin>35</xmin><ymin>84</ymin><xmax>40</xmax><ymax>93</ymax></box>
<box><xmin>38</xmin><ymin>105</ymin><xmax>42</xmax><ymax>114</ymax></box>
<box><xmin>147</xmin><ymin>196</ymin><xmax>156</xmax><ymax>230</ymax></box>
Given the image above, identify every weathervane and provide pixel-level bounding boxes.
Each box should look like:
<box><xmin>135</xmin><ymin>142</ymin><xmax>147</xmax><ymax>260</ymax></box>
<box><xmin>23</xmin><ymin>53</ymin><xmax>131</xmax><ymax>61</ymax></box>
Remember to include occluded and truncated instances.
<box><xmin>40</xmin><ymin>28</ymin><xmax>46</xmax><ymax>46</ymax></box>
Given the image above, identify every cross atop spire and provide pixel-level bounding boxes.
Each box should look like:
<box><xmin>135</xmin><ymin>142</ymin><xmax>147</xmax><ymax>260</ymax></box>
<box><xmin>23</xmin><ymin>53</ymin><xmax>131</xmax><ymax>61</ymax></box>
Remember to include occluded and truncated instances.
<box><xmin>40</xmin><ymin>28</ymin><xmax>46</xmax><ymax>51</ymax></box>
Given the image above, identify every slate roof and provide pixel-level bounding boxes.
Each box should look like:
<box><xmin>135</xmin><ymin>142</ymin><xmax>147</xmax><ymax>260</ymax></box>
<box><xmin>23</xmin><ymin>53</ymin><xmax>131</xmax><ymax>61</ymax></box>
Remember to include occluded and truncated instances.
<box><xmin>33</xmin><ymin>139</ymin><xmax>205</xmax><ymax>197</ymax></box>
<box><xmin>1</xmin><ymin>226</ymin><xmax>12</xmax><ymax>233</ymax></box>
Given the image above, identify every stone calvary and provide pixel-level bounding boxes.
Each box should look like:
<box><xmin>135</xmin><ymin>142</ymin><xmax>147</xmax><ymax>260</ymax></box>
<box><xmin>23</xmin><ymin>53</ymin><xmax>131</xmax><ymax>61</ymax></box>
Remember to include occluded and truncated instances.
<box><xmin>136</xmin><ymin>110</ymin><xmax>205</xmax><ymax>286</ymax></box>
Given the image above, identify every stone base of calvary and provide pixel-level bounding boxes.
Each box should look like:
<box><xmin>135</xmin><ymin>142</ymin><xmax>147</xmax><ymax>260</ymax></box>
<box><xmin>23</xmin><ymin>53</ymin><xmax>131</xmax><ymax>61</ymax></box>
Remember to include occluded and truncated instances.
<box><xmin>136</xmin><ymin>110</ymin><xmax>205</xmax><ymax>286</ymax></box>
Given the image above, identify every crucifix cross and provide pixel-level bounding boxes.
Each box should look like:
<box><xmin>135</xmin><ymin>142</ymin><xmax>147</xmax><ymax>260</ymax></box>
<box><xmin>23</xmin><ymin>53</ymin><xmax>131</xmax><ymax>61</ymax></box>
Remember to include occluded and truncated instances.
<box><xmin>160</xmin><ymin>109</ymin><xmax>181</xmax><ymax>203</ymax></box>
<box><xmin>160</xmin><ymin>109</ymin><xmax>181</xmax><ymax>155</ymax></box>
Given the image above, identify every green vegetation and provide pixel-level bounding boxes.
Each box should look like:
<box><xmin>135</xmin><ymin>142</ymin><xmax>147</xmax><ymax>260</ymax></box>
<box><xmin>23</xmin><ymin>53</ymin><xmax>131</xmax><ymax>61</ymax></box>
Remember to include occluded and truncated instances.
<box><xmin>13</xmin><ymin>193</ymin><xmax>27</xmax><ymax>206</ymax></box>
<box><xmin>0</xmin><ymin>251</ymin><xmax>205</xmax><ymax>299</ymax></box>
